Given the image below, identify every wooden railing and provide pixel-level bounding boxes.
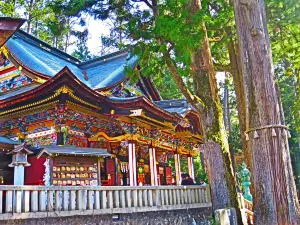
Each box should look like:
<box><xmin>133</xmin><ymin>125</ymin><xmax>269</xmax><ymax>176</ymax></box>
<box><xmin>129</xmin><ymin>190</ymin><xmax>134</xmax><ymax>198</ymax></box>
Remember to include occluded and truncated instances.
<box><xmin>244</xmin><ymin>198</ymin><xmax>254</xmax><ymax>225</ymax></box>
<box><xmin>0</xmin><ymin>185</ymin><xmax>211</xmax><ymax>221</ymax></box>
<box><xmin>238</xmin><ymin>193</ymin><xmax>254</xmax><ymax>225</ymax></box>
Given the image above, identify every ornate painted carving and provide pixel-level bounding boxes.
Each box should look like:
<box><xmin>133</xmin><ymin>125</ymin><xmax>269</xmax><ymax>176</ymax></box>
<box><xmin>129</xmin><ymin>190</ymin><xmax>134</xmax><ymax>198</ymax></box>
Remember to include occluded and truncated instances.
<box><xmin>54</xmin><ymin>104</ymin><xmax>67</xmax><ymax>125</ymax></box>
<box><xmin>65</xmin><ymin>134</ymin><xmax>88</xmax><ymax>147</ymax></box>
<box><xmin>120</xmin><ymin>122</ymin><xmax>139</xmax><ymax>134</ymax></box>
<box><xmin>0</xmin><ymin>73</ymin><xmax>32</xmax><ymax>93</ymax></box>
<box><xmin>26</xmin><ymin>133</ymin><xmax>57</xmax><ymax>147</ymax></box>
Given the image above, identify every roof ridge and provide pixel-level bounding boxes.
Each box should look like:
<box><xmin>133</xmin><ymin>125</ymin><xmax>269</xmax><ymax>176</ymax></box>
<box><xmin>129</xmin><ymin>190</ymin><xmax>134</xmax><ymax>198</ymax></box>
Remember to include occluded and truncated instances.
<box><xmin>13</xmin><ymin>30</ymin><xmax>81</xmax><ymax>64</ymax></box>
<box><xmin>79</xmin><ymin>49</ymin><xmax>129</xmax><ymax>67</ymax></box>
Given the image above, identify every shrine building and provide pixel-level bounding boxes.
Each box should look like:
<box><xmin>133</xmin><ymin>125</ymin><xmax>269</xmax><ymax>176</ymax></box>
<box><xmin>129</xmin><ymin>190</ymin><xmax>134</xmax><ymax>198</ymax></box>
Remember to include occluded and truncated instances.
<box><xmin>0</xmin><ymin>17</ymin><xmax>203</xmax><ymax>188</ymax></box>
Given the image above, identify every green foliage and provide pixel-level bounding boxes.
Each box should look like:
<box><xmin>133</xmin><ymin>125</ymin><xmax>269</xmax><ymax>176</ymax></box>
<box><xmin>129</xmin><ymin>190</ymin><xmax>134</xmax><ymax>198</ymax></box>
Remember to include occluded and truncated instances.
<box><xmin>71</xmin><ymin>29</ymin><xmax>94</xmax><ymax>61</ymax></box>
<box><xmin>152</xmin><ymin>70</ymin><xmax>182</xmax><ymax>99</ymax></box>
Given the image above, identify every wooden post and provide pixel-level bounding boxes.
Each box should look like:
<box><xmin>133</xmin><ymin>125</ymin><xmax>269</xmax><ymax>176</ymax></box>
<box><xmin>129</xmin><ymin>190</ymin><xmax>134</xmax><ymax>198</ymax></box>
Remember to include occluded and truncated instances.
<box><xmin>152</xmin><ymin>148</ymin><xmax>158</xmax><ymax>186</ymax></box>
<box><xmin>15</xmin><ymin>190</ymin><xmax>22</xmax><ymax>213</ymax></box>
<box><xmin>149</xmin><ymin>147</ymin><xmax>155</xmax><ymax>186</ymax></box>
<box><xmin>128</xmin><ymin>143</ymin><xmax>133</xmax><ymax>186</ymax></box>
<box><xmin>120</xmin><ymin>190</ymin><xmax>126</xmax><ymax>208</ymax></box>
<box><xmin>143</xmin><ymin>189</ymin><xmax>148</xmax><ymax>206</ymax></box>
<box><xmin>31</xmin><ymin>190</ymin><xmax>38</xmax><ymax>212</ymax></box>
<box><xmin>148</xmin><ymin>189</ymin><xmax>153</xmax><ymax>207</ymax></box>
<box><xmin>164</xmin><ymin>189</ymin><xmax>169</xmax><ymax>205</ymax></box>
<box><xmin>108</xmin><ymin>191</ymin><xmax>113</xmax><ymax>209</ymax></box>
<box><xmin>0</xmin><ymin>191</ymin><xmax>2</xmax><ymax>213</ymax></box>
<box><xmin>70</xmin><ymin>191</ymin><xmax>76</xmax><ymax>210</ymax></box>
<box><xmin>63</xmin><ymin>190</ymin><xmax>69</xmax><ymax>211</ymax></box>
<box><xmin>174</xmin><ymin>154</ymin><xmax>181</xmax><ymax>185</ymax></box>
<box><xmin>88</xmin><ymin>190</ymin><xmax>94</xmax><ymax>210</ymax></box>
<box><xmin>132</xmin><ymin>143</ymin><xmax>137</xmax><ymax>186</ymax></box>
<box><xmin>133</xmin><ymin>189</ymin><xmax>138</xmax><ymax>207</ymax></box>
<box><xmin>101</xmin><ymin>190</ymin><xmax>107</xmax><ymax>209</ymax></box>
<box><xmin>126</xmin><ymin>190</ymin><xmax>131</xmax><ymax>207</ymax></box>
<box><xmin>39</xmin><ymin>191</ymin><xmax>47</xmax><ymax>212</ymax></box>
<box><xmin>48</xmin><ymin>190</ymin><xmax>54</xmax><ymax>211</ymax></box>
<box><xmin>155</xmin><ymin>189</ymin><xmax>161</xmax><ymax>206</ymax></box>
<box><xmin>76</xmin><ymin>190</ymin><xmax>82</xmax><ymax>210</ymax></box>
<box><xmin>114</xmin><ymin>190</ymin><xmax>119</xmax><ymax>208</ymax></box>
<box><xmin>129</xmin><ymin>142</ymin><xmax>137</xmax><ymax>186</ymax></box>
<box><xmin>55</xmin><ymin>190</ymin><xmax>61</xmax><ymax>211</ymax></box>
<box><xmin>176</xmin><ymin>189</ymin><xmax>180</xmax><ymax>205</ymax></box>
<box><xmin>97</xmin><ymin>158</ymin><xmax>101</xmax><ymax>186</ymax></box>
<box><xmin>24</xmin><ymin>190</ymin><xmax>30</xmax><ymax>212</ymax></box>
<box><xmin>188</xmin><ymin>156</ymin><xmax>195</xmax><ymax>180</ymax></box>
<box><xmin>160</xmin><ymin>189</ymin><xmax>165</xmax><ymax>206</ymax></box>
<box><xmin>95</xmin><ymin>191</ymin><xmax>100</xmax><ymax>209</ymax></box>
<box><xmin>168</xmin><ymin>189</ymin><xmax>173</xmax><ymax>205</ymax></box>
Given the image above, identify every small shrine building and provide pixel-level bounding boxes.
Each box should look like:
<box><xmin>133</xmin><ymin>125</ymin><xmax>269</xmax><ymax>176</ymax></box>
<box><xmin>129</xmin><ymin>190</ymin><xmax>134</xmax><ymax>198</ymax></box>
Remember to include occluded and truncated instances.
<box><xmin>0</xmin><ymin>18</ymin><xmax>203</xmax><ymax>187</ymax></box>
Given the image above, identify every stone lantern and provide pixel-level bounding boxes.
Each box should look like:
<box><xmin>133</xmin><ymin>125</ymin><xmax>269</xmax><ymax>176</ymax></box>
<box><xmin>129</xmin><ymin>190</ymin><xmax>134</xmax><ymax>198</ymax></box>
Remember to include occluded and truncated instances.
<box><xmin>7</xmin><ymin>142</ymin><xmax>33</xmax><ymax>185</ymax></box>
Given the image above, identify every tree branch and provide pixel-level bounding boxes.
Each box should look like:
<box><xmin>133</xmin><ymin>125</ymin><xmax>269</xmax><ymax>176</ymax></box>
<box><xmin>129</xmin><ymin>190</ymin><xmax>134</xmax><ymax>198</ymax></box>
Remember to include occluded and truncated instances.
<box><xmin>163</xmin><ymin>51</ymin><xmax>206</xmax><ymax>114</ymax></box>
<box><xmin>214</xmin><ymin>63</ymin><xmax>233</xmax><ymax>73</ymax></box>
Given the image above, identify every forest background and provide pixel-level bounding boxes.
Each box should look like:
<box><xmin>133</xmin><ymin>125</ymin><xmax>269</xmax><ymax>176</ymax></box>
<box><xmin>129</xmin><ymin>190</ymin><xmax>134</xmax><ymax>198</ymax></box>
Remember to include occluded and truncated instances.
<box><xmin>0</xmin><ymin>0</ymin><xmax>299</xmax><ymax>189</ymax></box>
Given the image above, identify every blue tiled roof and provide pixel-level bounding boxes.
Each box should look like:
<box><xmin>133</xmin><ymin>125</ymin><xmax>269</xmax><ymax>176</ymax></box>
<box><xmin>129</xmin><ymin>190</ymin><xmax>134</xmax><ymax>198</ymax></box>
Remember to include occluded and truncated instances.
<box><xmin>5</xmin><ymin>31</ymin><xmax>138</xmax><ymax>90</ymax></box>
<box><xmin>88</xmin><ymin>55</ymin><xmax>138</xmax><ymax>89</ymax></box>
<box><xmin>6</xmin><ymin>35</ymin><xmax>89</xmax><ymax>86</ymax></box>
<box><xmin>154</xmin><ymin>99</ymin><xmax>194</xmax><ymax>116</ymax></box>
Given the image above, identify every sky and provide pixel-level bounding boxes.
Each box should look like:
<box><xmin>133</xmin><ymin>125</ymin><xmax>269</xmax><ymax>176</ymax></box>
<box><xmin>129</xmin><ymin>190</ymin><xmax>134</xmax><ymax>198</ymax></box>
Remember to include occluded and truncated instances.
<box><xmin>68</xmin><ymin>16</ymin><xmax>110</xmax><ymax>55</ymax></box>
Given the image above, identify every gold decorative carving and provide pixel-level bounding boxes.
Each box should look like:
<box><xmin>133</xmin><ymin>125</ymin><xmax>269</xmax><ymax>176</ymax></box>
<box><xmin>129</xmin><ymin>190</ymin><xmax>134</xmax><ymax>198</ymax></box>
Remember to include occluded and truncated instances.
<box><xmin>0</xmin><ymin>85</ymin><xmax>100</xmax><ymax>116</ymax></box>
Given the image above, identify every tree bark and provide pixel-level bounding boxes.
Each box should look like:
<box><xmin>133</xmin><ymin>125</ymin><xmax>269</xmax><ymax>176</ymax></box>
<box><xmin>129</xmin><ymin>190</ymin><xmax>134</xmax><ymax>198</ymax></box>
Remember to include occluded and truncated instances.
<box><xmin>226</xmin><ymin>30</ymin><xmax>249</xmax><ymax>166</ymax></box>
<box><xmin>192</xmin><ymin>25</ymin><xmax>243</xmax><ymax>225</ymax></box>
<box><xmin>223</xmin><ymin>74</ymin><xmax>229</xmax><ymax>130</ymax></box>
<box><xmin>234</xmin><ymin>0</ymin><xmax>300</xmax><ymax>224</ymax></box>
<box><xmin>203</xmin><ymin>141</ymin><xmax>231</xmax><ymax>209</ymax></box>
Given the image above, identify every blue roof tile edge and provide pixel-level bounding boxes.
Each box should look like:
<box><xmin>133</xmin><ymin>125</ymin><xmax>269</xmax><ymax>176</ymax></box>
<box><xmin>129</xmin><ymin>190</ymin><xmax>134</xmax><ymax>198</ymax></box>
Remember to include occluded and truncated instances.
<box><xmin>6</xmin><ymin>31</ymin><xmax>139</xmax><ymax>90</ymax></box>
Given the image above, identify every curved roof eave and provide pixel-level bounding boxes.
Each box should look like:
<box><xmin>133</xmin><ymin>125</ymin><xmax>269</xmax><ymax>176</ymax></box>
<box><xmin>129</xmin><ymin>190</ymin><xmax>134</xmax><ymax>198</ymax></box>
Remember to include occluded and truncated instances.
<box><xmin>0</xmin><ymin>66</ymin><xmax>106</xmax><ymax>107</ymax></box>
<box><xmin>107</xmin><ymin>95</ymin><xmax>182</xmax><ymax>123</ymax></box>
<box><xmin>93</xmin><ymin>55</ymin><xmax>139</xmax><ymax>91</ymax></box>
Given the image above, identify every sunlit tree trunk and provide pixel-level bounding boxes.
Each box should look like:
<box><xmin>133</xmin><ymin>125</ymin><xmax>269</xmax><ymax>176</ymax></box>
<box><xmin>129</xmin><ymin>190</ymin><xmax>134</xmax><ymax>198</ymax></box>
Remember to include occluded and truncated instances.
<box><xmin>188</xmin><ymin>1</ymin><xmax>242</xmax><ymax>223</ymax></box>
<box><xmin>234</xmin><ymin>0</ymin><xmax>300</xmax><ymax>224</ymax></box>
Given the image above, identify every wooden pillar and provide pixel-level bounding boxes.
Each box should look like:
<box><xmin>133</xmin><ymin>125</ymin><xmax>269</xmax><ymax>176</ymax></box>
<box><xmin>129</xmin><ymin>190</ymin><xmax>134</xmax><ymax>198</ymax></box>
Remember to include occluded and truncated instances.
<box><xmin>149</xmin><ymin>147</ymin><xmax>154</xmax><ymax>186</ymax></box>
<box><xmin>188</xmin><ymin>156</ymin><xmax>195</xmax><ymax>180</ymax></box>
<box><xmin>115</xmin><ymin>157</ymin><xmax>118</xmax><ymax>185</ymax></box>
<box><xmin>174</xmin><ymin>153</ymin><xmax>181</xmax><ymax>185</ymax></box>
<box><xmin>149</xmin><ymin>147</ymin><xmax>158</xmax><ymax>186</ymax></box>
<box><xmin>128</xmin><ymin>141</ymin><xmax>137</xmax><ymax>186</ymax></box>
<box><xmin>152</xmin><ymin>148</ymin><xmax>158</xmax><ymax>186</ymax></box>
<box><xmin>97</xmin><ymin>158</ymin><xmax>101</xmax><ymax>186</ymax></box>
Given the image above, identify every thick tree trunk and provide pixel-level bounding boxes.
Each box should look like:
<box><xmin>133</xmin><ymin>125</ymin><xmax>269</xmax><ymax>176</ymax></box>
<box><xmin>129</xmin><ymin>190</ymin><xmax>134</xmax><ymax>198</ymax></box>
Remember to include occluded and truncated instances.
<box><xmin>234</xmin><ymin>0</ymin><xmax>299</xmax><ymax>224</ymax></box>
<box><xmin>190</xmin><ymin>4</ymin><xmax>242</xmax><ymax>222</ymax></box>
<box><xmin>203</xmin><ymin>141</ymin><xmax>231</xmax><ymax>209</ymax></box>
<box><xmin>163</xmin><ymin>0</ymin><xmax>242</xmax><ymax>223</ymax></box>
<box><xmin>226</xmin><ymin>33</ymin><xmax>249</xmax><ymax>166</ymax></box>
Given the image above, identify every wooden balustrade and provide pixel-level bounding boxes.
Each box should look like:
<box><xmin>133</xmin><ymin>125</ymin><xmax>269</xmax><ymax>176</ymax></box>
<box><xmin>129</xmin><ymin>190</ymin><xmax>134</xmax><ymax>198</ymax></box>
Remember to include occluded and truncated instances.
<box><xmin>244</xmin><ymin>199</ymin><xmax>254</xmax><ymax>225</ymax></box>
<box><xmin>0</xmin><ymin>185</ymin><xmax>211</xmax><ymax>221</ymax></box>
<box><xmin>238</xmin><ymin>193</ymin><xmax>254</xmax><ymax>225</ymax></box>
